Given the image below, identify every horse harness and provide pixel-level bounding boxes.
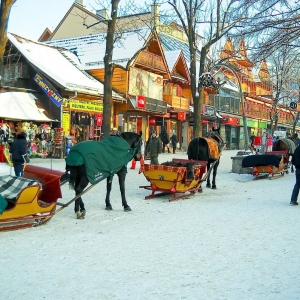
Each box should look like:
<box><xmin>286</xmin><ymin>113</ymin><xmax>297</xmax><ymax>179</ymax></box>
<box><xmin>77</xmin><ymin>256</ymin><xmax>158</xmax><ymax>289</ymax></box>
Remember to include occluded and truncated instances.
<box><xmin>196</xmin><ymin>133</ymin><xmax>225</xmax><ymax>161</ymax></box>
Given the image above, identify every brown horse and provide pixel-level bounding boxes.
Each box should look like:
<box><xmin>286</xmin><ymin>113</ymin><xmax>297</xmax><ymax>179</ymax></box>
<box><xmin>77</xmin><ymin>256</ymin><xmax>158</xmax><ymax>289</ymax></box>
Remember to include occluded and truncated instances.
<box><xmin>187</xmin><ymin>128</ymin><xmax>225</xmax><ymax>189</ymax></box>
<box><xmin>273</xmin><ymin>137</ymin><xmax>297</xmax><ymax>172</ymax></box>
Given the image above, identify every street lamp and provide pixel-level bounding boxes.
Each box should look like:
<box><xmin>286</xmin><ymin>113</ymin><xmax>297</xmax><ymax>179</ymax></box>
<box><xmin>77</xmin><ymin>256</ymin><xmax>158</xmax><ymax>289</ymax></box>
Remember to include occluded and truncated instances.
<box><xmin>209</xmin><ymin>63</ymin><xmax>249</xmax><ymax>151</ymax></box>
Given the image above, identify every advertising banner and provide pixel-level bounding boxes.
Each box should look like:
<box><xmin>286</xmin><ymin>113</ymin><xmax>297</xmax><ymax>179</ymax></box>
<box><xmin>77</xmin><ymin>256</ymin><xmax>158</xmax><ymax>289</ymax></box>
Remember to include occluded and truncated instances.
<box><xmin>34</xmin><ymin>73</ymin><xmax>63</xmax><ymax>107</ymax></box>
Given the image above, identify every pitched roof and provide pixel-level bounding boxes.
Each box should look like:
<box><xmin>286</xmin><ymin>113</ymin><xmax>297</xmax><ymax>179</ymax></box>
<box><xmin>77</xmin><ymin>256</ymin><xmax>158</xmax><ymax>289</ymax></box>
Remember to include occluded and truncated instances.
<box><xmin>46</xmin><ymin>28</ymin><xmax>152</xmax><ymax>70</ymax></box>
<box><xmin>164</xmin><ymin>50</ymin><xmax>181</xmax><ymax>72</ymax></box>
<box><xmin>158</xmin><ymin>32</ymin><xmax>199</xmax><ymax>63</ymax></box>
<box><xmin>164</xmin><ymin>50</ymin><xmax>190</xmax><ymax>82</ymax></box>
<box><xmin>7</xmin><ymin>33</ymin><xmax>123</xmax><ymax>99</ymax></box>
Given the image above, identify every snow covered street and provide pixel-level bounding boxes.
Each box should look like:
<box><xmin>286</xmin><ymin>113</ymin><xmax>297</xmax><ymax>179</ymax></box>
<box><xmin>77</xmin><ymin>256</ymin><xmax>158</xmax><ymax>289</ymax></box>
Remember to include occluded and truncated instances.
<box><xmin>1</xmin><ymin>150</ymin><xmax>299</xmax><ymax>300</ymax></box>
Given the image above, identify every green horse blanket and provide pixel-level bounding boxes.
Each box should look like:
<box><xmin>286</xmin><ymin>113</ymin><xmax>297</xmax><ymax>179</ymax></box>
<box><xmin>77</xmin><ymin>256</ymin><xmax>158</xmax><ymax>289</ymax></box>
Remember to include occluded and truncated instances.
<box><xmin>65</xmin><ymin>136</ymin><xmax>135</xmax><ymax>184</ymax></box>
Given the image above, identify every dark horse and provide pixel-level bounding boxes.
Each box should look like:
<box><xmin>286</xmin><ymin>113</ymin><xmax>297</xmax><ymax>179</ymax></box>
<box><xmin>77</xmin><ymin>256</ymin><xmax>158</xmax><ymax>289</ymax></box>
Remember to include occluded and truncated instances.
<box><xmin>66</xmin><ymin>132</ymin><xmax>142</xmax><ymax>219</ymax></box>
<box><xmin>273</xmin><ymin>136</ymin><xmax>297</xmax><ymax>173</ymax></box>
<box><xmin>187</xmin><ymin>128</ymin><xmax>225</xmax><ymax>189</ymax></box>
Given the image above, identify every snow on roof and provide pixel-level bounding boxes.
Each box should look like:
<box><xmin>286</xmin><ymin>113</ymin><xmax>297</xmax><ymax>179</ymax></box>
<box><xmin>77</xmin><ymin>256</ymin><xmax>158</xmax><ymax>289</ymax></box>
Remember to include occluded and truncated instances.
<box><xmin>8</xmin><ymin>33</ymin><xmax>123</xmax><ymax>99</ymax></box>
<box><xmin>164</xmin><ymin>50</ymin><xmax>181</xmax><ymax>72</ymax></box>
<box><xmin>46</xmin><ymin>28</ymin><xmax>151</xmax><ymax>70</ymax></box>
<box><xmin>222</xmin><ymin>80</ymin><xmax>239</xmax><ymax>92</ymax></box>
<box><xmin>0</xmin><ymin>92</ymin><xmax>52</xmax><ymax>121</ymax></box>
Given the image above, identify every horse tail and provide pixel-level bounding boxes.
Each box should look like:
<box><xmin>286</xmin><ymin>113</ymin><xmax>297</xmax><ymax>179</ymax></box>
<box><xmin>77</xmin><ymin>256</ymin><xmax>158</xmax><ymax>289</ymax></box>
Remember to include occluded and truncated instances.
<box><xmin>66</xmin><ymin>165</ymin><xmax>78</xmax><ymax>189</ymax></box>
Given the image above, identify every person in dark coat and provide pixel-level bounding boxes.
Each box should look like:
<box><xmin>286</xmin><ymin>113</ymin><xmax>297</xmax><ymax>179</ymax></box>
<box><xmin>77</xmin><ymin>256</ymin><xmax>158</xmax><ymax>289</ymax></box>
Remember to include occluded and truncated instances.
<box><xmin>145</xmin><ymin>130</ymin><xmax>162</xmax><ymax>164</ymax></box>
<box><xmin>160</xmin><ymin>128</ymin><xmax>170</xmax><ymax>153</ymax></box>
<box><xmin>9</xmin><ymin>131</ymin><xmax>27</xmax><ymax>177</ymax></box>
<box><xmin>290</xmin><ymin>145</ymin><xmax>300</xmax><ymax>205</ymax></box>
<box><xmin>171</xmin><ymin>132</ymin><xmax>178</xmax><ymax>154</ymax></box>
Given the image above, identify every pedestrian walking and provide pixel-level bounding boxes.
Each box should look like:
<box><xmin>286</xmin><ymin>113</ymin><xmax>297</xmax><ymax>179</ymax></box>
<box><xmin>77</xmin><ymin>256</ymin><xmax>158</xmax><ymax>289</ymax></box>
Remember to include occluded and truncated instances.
<box><xmin>160</xmin><ymin>128</ymin><xmax>170</xmax><ymax>153</ymax></box>
<box><xmin>145</xmin><ymin>130</ymin><xmax>162</xmax><ymax>164</ymax></box>
<box><xmin>9</xmin><ymin>131</ymin><xmax>28</xmax><ymax>177</ymax></box>
<box><xmin>266</xmin><ymin>134</ymin><xmax>273</xmax><ymax>152</ymax></box>
<box><xmin>290</xmin><ymin>145</ymin><xmax>300</xmax><ymax>205</ymax></box>
<box><xmin>171</xmin><ymin>132</ymin><xmax>178</xmax><ymax>154</ymax></box>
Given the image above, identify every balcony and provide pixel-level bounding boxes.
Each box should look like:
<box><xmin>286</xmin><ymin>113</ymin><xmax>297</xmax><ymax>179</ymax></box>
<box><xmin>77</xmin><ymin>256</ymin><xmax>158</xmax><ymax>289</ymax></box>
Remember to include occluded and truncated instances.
<box><xmin>163</xmin><ymin>95</ymin><xmax>189</xmax><ymax>110</ymax></box>
<box><xmin>135</xmin><ymin>51</ymin><xmax>167</xmax><ymax>73</ymax></box>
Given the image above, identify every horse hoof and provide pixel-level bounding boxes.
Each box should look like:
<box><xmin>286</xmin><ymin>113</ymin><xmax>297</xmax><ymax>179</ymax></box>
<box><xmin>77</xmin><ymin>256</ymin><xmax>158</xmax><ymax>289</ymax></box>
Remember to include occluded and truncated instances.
<box><xmin>206</xmin><ymin>185</ymin><xmax>211</xmax><ymax>188</ymax></box>
<box><xmin>124</xmin><ymin>206</ymin><xmax>132</xmax><ymax>212</ymax></box>
<box><xmin>105</xmin><ymin>206</ymin><xmax>113</xmax><ymax>210</ymax></box>
<box><xmin>212</xmin><ymin>186</ymin><xmax>217</xmax><ymax>190</ymax></box>
<box><xmin>291</xmin><ymin>170</ymin><xmax>294</xmax><ymax>173</ymax></box>
<box><xmin>80</xmin><ymin>210</ymin><xmax>86</xmax><ymax>217</ymax></box>
<box><xmin>76</xmin><ymin>211</ymin><xmax>84</xmax><ymax>219</ymax></box>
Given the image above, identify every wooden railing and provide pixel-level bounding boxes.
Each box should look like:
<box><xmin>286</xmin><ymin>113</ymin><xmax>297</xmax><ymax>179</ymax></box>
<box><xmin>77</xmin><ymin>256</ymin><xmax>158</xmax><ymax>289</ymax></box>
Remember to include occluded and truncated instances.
<box><xmin>135</xmin><ymin>51</ymin><xmax>167</xmax><ymax>72</ymax></box>
<box><xmin>163</xmin><ymin>95</ymin><xmax>189</xmax><ymax>110</ymax></box>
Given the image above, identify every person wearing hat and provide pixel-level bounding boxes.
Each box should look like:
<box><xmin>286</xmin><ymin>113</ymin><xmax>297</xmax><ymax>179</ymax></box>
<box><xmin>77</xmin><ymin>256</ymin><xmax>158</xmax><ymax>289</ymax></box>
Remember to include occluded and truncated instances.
<box><xmin>145</xmin><ymin>130</ymin><xmax>162</xmax><ymax>164</ymax></box>
<box><xmin>9</xmin><ymin>131</ymin><xmax>28</xmax><ymax>176</ymax></box>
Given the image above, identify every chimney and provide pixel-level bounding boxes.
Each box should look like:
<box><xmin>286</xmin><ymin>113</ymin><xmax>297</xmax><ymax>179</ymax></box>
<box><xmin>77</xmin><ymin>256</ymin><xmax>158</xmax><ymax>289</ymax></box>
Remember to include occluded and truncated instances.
<box><xmin>96</xmin><ymin>9</ymin><xmax>109</xmax><ymax>19</ymax></box>
<box><xmin>75</xmin><ymin>0</ymin><xmax>84</xmax><ymax>6</ymax></box>
<box><xmin>151</xmin><ymin>4</ymin><xmax>160</xmax><ymax>31</ymax></box>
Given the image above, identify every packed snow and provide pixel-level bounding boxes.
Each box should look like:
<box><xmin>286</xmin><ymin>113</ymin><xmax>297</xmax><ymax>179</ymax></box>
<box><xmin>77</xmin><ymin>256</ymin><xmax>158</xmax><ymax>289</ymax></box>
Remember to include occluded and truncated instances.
<box><xmin>1</xmin><ymin>150</ymin><xmax>299</xmax><ymax>300</ymax></box>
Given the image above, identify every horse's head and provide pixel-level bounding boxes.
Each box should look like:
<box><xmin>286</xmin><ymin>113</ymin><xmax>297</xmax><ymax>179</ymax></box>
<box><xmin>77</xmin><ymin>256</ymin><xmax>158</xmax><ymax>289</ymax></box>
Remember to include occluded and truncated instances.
<box><xmin>207</xmin><ymin>127</ymin><xmax>225</xmax><ymax>150</ymax></box>
<box><xmin>120</xmin><ymin>132</ymin><xmax>142</xmax><ymax>161</ymax></box>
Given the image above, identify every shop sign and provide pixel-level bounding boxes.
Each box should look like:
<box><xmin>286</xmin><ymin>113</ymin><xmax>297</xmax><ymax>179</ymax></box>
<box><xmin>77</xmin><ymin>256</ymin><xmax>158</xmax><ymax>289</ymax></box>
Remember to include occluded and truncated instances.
<box><xmin>62</xmin><ymin>112</ymin><xmax>70</xmax><ymax>135</ymax></box>
<box><xmin>178</xmin><ymin>112</ymin><xmax>186</xmax><ymax>120</ymax></box>
<box><xmin>221</xmin><ymin>116</ymin><xmax>240</xmax><ymax>126</ymax></box>
<box><xmin>240</xmin><ymin>119</ymin><xmax>267</xmax><ymax>129</ymax></box>
<box><xmin>69</xmin><ymin>101</ymin><xmax>103</xmax><ymax>112</ymax></box>
<box><xmin>149</xmin><ymin>116</ymin><xmax>156</xmax><ymax>125</ymax></box>
<box><xmin>137</xmin><ymin>95</ymin><xmax>145</xmax><ymax>109</ymax></box>
<box><xmin>146</xmin><ymin>97</ymin><xmax>167</xmax><ymax>113</ymax></box>
<box><xmin>34</xmin><ymin>73</ymin><xmax>63</xmax><ymax>107</ymax></box>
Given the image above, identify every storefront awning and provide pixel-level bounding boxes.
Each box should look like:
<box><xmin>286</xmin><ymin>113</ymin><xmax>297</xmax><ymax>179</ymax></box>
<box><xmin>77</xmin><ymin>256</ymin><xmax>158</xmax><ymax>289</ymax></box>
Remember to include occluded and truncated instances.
<box><xmin>0</xmin><ymin>92</ymin><xmax>52</xmax><ymax>121</ymax></box>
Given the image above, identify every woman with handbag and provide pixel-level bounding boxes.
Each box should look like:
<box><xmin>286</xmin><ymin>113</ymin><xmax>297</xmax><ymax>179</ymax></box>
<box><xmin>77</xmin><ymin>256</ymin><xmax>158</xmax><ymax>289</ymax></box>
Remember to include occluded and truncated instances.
<box><xmin>9</xmin><ymin>131</ymin><xmax>28</xmax><ymax>177</ymax></box>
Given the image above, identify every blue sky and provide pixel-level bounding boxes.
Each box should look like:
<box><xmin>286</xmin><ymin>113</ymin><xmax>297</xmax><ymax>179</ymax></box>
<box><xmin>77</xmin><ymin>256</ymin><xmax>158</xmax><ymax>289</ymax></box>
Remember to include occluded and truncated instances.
<box><xmin>8</xmin><ymin>0</ymin><xmax>94</xmax><ymax>40</ymax></box>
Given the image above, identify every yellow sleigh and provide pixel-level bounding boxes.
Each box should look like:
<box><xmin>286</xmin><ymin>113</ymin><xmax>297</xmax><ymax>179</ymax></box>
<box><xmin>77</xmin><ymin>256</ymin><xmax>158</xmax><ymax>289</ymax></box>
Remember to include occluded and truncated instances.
<box><xmin>0</xmin><ymin>165</ymin><xmax>66</xmax><ymax>231</ymax></box>
<box><xmin>139</xmin><ymin>159</ymin><xmax>209</xmax><ymax>201</ymax></box>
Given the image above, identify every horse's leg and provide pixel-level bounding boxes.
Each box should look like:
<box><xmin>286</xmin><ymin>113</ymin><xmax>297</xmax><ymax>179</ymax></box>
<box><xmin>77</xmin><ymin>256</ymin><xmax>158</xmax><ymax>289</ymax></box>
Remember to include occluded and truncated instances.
<box><xmin>206</xmin><ymin>162</ymin><xmax>211</xmax><ymax>188</ymax></box>
<box><xmin>74</xmin><ymin>177</ymin><xmax>89</xmax><ymax>219</ymax></box>
<box><xmin>211</xmin><ymin>160</ymin><xmax>219</xmax><ymax>189</ymax></box>
<box><xmin>118</xmin><ymin>168</ymin><xmax>131</xmax><ymax>211</ymax></box>
<box><xmin>105</xmin><ymin>177</ymin><xmax>113</xmax><ymax>210</ymax></box>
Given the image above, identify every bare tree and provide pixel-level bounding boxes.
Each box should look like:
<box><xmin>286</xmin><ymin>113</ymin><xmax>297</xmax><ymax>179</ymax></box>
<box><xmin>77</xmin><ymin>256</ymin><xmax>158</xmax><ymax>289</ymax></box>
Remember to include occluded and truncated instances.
<box><xmin>0</xmin><ymin>0</ymin><xmax>16</xmax><ymax>86</ymax></box>
<box><xmin>266</xmin><ymin>47</ymin><xmax>300</xmax><ymax>133</ymax></box>
<box><xmin>167</xmin><ymin>0</ymin><xmax>291</xmax><ymax>138</ymax></box>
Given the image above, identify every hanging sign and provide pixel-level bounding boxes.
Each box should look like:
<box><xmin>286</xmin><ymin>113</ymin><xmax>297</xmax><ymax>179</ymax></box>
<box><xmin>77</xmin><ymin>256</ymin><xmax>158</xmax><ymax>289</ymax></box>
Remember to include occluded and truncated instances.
<box><xmin>178</xmin><ymin>112</ymin><xmax>186</xmax><ymax>120</ymax></box>
<box><xmin>34</xmin><ymin>73</ymin><xmax>63</xmax><ymax>107</ymax></box>
<box><xmin>137</xmin><ymin>95</ymin><xmax>146</xmax><ymax>109</ymax></box>
<box><xmin>149</xmin><ymin>116</ymin><xmax>156</xmax><ymax>126</ymax></box>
